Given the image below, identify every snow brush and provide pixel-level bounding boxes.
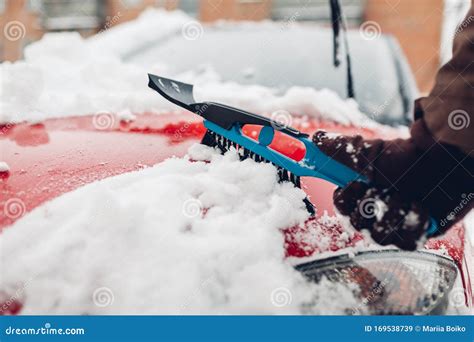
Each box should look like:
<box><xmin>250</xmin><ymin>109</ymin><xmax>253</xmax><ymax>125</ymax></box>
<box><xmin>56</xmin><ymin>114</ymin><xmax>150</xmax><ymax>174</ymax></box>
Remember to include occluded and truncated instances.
<box><xmin>148</xmin><ymin>74</ymin><xmax>438</xmax><ymax>236</ymax></box>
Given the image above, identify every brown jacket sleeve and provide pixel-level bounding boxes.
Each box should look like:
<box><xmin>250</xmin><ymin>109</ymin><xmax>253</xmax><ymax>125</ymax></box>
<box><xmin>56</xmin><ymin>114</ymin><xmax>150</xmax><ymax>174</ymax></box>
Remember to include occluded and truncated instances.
<box><xmin>412</xmin><ymin>6</ymin><xmax>474</xmax><ymax>155</ymax></box>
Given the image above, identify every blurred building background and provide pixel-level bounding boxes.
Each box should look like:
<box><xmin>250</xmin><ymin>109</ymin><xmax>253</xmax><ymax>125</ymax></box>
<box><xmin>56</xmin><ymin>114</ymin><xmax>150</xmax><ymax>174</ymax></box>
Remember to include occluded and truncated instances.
<box><xmin>0</xmin><ymin>0</ymin><xmax>471</xmax><ymax>93</ymax></box>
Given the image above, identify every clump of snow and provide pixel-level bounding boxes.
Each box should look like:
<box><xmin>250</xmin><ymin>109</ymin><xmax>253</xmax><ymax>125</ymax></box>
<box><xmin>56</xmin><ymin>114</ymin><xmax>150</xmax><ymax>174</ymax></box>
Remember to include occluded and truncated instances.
<box><xmin>88</xmin><ymin>8</ymin><xmax>190</xmax><ymax>58</ymax></box>
<box><xmin>374</xmin><ymin>199</ymin><xmax>388</xmax><ymax>222</ymax></box>
<box><xmin>0</xmin><ymin>145</ymin><xmax>361</xmax><ymax>314</ymax></box>
<box><xmin>324</xmin><ymin>132</ymin><xmax>342</xmax><ymax>139</ymax></box>
<box><xmin>192</xmin><ymin>82</ymin><xmax>373</xmax><ymax>127</ymax></box>
<box><xmin>404</xmin><ymin>211</ymin><xmax>419</xmax><ymax>227</ymax></box>
<box><xmin>285</xmin><ymin>212</ymin><xmax>358</xmax><ymax>255</ymax></box>
<box><xmin>117</xmin><ymin>109</ymin><xmax>136</xmax><ymax>122</ymax></box>
<box><xmin>345</xmin><ymin>143</ymin><xmax>354</xmax><ymax>154</ymax></box>
<box><xmin>0</xmin><ymin>8</ymin><xmax>378</xmax><ymax>129</ymax></box>
<box><xmin>0</xmin><ymin>161</ymin><xmax>10</xmax><ymax>172</ymax></box>
<box><xmin>0</xmin><ymin>32</ymin><xmax>170</xmax><ymax>123</ymax></box>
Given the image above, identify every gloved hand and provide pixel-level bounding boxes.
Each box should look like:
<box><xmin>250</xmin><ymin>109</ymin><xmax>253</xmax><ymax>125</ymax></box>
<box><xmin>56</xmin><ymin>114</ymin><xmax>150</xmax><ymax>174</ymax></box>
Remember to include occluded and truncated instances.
<box><xmin>312</xmin><ymin>121</ymin><xmax>473</xmax><ymax>250</ymax></box>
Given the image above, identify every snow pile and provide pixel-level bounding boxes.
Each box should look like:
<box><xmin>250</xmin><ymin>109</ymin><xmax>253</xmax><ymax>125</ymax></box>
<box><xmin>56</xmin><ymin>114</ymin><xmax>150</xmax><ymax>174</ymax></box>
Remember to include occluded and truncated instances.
<box><xmin>0</xmin><ymin>161</ymin><xmax>10</xmax><ymax>172</ymax></box>
<box><xmin>0</xmin><ymin>145</ymin><xmax>361</xmax><ymax>314</ymax></box>
<box><xmin>87</xmin><ymin>8</ymin><xmax>190</xmax><ymax>58</ymax></box>
<box><xmin>0</xmin><ymin>8</ymin><xmax>375</xmax><ymax>128</ymax></box>
<box><xmin>0</xmin><ymin>31</ymin><xmax>172</xmax><ymax>123</ymax></box>
<box><xmin>192</xmin><ymin>82</ymin><xmax>371</xmax><ymax>126</ymax></box>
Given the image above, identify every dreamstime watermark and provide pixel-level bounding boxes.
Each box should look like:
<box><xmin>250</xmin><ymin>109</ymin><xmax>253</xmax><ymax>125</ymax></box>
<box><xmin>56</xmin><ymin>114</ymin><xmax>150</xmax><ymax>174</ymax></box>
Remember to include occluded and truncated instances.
<box><xmin>350</xmin><ymin>278</ymin><xmax>388</xmax><ymax>315</ymax></box>
<box><xmin>454</xmin><ymin>15</ymin><xmax>474</xmax><ymax>37</ymax></box>
<box><xmin>270</xmin><ymin>287</ymin><xmax>292</xmax><ymax>307</ymax></box>
<box><xmin>98</xmin><ymin>11</ymin><xmax>123</xmax><ymax>34</ymax></box>
<box><xmin>3</xmin><ymin>20</ymin><xmax>26</xmax><ymax>41</ymax></box>
<box><xmin>280</xmin><ymin>11</ymin><xmax>300</xmax><ymax>30</ymax></box>
<box><xmin>92</xmin><ymin>111</ymin><xmax>116</xmax><ymax>130</ymax></box>
<box><xmin>0</xmin><ymin>121</ymin><xmax>15</xmax><ymax>135</ymax></box>
<box><xmin>5</xmin><ymin>323</ymin><xmax>85</xmax><ymax>336</ymax></box>
<box><xmin>179</xmin><ymin>252</ymin><xmax>238</xmax><ymax>314</ymax></box>
<box><xmin>194</xmin><ymin>103</ymin><xmax>209</xmax><ymax>116</ymax></box>
<box><xmin>182</xmin><ymin>198</ymin><xmax>203</xmax><ymax>218</ymax></box>
<box><xmin>448</xmin><ymin>109</ymin><xmax>470</xmax><ymax>131</ymax></box>
<box><xmin>174</xmin><ymin>103</ymin><xmax>209</xmax><ymax>140</ymax></box>
<box><xmin>440</xmin><ymin>193</ymin><xmax>473</xmax><ymax>227</ymax></box>
<box><xmin>182</xmin><ymin>21</ymin><xmax>203</xmax><ymax>41</ymax></box>
<box><xmin>359</xmin><ymin>21</ymin><xmax>381</xmax><ymax>41</ymax></box>
<box><xmin>92</xmin><ymin>287</ymin><xmax>114</xmax><ymax>307</ymax></box>
<box><xmin>448</xmin><ymin>287</ymin><xmax>467</xmax><ymax>308</ymax></box>
<box><xmin>179</xmin><ymin>275</ymin><xmax>217</xmax><ymax>313</ymax></box>
<box><xmin>358</xmin><ymin>198</ymin><xmax>382</xmax><ymax>219</ymax></box>
<box><xmin>270</xmin><ymin>110</ymin><xmax>293</xmax><ymax>130</ymax></box>
<box><xmin>370</xmin><ymin>88</ymin><xmax>401</xmax><ymax>118</ymax></box>
<box><xmin>1</xmin><ymin>273</ymin><xmax>39</xmax><ymax>314</ymax></box>
<box><xmin>174</xmin><ymin>122</ymin><xmax>190</xmax><ymax>141</ymax></box>
<box><xmin>3</xmin><ymin>198</ymin><xmax>26</xmax><ymax>219</ymax></box>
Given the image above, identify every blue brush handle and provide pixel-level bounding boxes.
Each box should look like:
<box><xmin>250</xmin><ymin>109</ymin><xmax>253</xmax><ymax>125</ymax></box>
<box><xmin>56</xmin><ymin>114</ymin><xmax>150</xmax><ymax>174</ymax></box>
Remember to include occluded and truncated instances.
<box><xmin>204</xmin><ymin>120</ymin><xmax>438</xmax><ymax>237</ymax></box>
<box><xmin>146</xmin><ymin>75</ymin><xmax>438</xmax><ymax>237</ymax></box>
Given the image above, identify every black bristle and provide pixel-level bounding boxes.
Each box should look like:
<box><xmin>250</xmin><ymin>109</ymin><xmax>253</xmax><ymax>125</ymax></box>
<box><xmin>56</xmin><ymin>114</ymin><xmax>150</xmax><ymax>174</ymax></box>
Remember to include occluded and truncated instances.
<box><xmin>304</xmin><ymin>198</ymin><xmax>315</xmax><ymax>215</ymax></box>
<box><xmin>289</xmin><ymin>173</ymin><xmax>297</xmax><ymax>185</ymax></box>
<box><xmin>277</xmin><ymin>167</ymin><xmax>285</xmax><ymax>182</ymax></box>
<box><xmin>201</xmin><ymin>130</ymin><xmax>216</xmax><ymax>147</ymax></box>
<box><xmin>213</xmin><ymin>134</ymin><xmax>227</xmax><ymax>154</ymax></box>
<box><xmin>238</xmin><ymin>147</ymin><xmax>244</xmax><ymax>159</ymax></box>
<box><xmin>294</xmin><ymin>176</ymin><xmax>301</xmax><ymax>188</ymax></box>
<box><xmin>204</xmin><ymin>130</ymin><xmax>315</xmax><ymax>217</ymax></box>
<box><xmin>243</xmin><ymin>148</ymin><xmax>250</xmax><ymax>159</ymax></box>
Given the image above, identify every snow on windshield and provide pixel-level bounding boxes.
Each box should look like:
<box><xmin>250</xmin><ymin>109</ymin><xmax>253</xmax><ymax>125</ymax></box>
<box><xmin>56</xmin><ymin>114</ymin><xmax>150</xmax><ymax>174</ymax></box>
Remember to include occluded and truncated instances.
<box><xmin>0</xmin><ymin>145</ymin><xmax>363</xmax><ymax>314</ymax></box>
<box><xmin>0</xmin><ymin>8</ymin><xmax>376</xmax><ymax>128</ymax></box>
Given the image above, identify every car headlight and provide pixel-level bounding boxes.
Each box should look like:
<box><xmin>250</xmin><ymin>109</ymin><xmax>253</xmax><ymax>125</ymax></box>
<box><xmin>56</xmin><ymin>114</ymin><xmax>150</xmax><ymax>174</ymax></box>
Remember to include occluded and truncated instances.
<box><xmin>295</xmin><ymin>250</ymin><xmax>458</xmax><ymax>315</ymax></box>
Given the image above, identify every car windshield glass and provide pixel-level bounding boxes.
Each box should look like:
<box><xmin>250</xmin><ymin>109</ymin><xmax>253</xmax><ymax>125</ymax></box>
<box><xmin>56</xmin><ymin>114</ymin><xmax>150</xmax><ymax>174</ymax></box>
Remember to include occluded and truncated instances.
<box><xmin>126</xmin><ymin>25</ymin><xmax>410</xmax><ymax>124</ymax></box>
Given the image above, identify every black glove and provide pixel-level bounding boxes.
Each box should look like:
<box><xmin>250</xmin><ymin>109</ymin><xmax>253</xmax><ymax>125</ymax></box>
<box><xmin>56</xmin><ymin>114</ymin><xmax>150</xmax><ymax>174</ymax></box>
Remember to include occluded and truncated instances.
<box><xmin>312</xmin><ymin>124</ymin><xmax>473</xmax><ymax>250</ymax></box>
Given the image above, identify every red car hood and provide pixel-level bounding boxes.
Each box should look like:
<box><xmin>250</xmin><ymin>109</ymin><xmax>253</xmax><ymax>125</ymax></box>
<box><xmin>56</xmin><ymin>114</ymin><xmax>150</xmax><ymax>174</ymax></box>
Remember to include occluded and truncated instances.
<box><xmin>0</xmin><ymin>112</ymin><xmax>470</xmax><ymax>314</ymax></box>
<box><xmin>0</xmin><ymin>112</ymin><xmax>466</xmax><ymax>254</ymax></box>
<box><xmin>0</xmin><ymin>112</ymin><xmax>382</xmax><ymax>229</ymax></box>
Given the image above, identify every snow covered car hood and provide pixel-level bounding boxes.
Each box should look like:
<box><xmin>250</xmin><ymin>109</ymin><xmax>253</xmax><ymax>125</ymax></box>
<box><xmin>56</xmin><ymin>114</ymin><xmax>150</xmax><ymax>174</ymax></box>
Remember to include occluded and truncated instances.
<box><xmin>0</xmin><ymin>112</ymin><xmax>469</xmax><ymax>315</ymax></box>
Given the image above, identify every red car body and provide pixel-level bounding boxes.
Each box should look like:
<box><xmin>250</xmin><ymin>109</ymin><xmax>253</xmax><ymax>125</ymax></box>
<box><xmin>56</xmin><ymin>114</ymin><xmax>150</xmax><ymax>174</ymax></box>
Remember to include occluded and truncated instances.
<box><xmin>1</xmin><ymin>112</ymin><xmax>472</xmax><ymax>314</ymax></box>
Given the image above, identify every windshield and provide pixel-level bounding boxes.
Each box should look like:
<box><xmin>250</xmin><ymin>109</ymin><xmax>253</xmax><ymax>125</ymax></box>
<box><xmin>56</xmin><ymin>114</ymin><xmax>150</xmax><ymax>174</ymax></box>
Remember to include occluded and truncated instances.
<box><xmin>126</xmin><ymin>24</ymin><xmax>416</xmax><ymax>124</ymax></box>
